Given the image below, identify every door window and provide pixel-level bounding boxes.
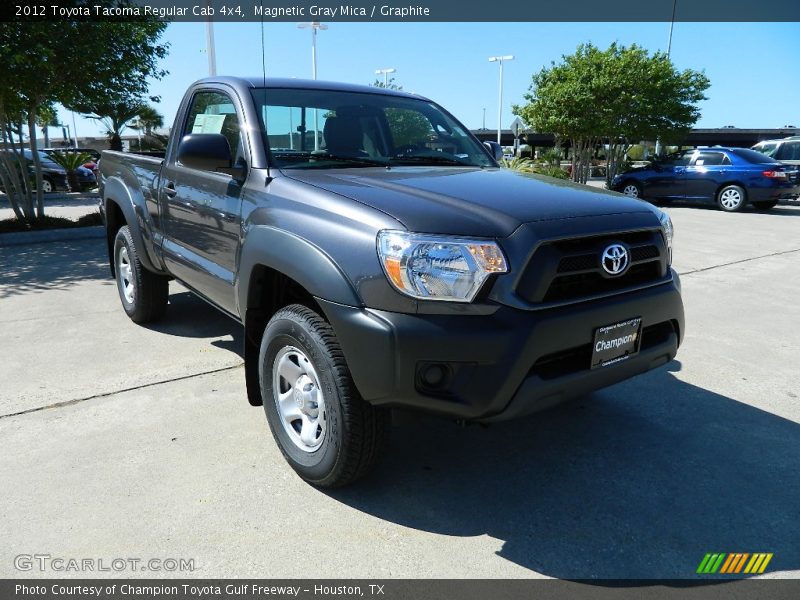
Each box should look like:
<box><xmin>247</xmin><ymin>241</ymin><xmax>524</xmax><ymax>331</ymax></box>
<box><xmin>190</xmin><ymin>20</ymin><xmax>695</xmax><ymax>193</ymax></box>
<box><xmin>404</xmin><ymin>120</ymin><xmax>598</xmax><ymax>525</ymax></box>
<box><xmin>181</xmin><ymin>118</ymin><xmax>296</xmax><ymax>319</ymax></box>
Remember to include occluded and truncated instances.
<box><xmin>693</xmin><ymin>152</ymin><xmax>729</xmax><ymax>166</ymax></box>
<box><xmin>182</xmin><ymin>90</ymin><xmax>244</xmax><ymax>170</ymax></box>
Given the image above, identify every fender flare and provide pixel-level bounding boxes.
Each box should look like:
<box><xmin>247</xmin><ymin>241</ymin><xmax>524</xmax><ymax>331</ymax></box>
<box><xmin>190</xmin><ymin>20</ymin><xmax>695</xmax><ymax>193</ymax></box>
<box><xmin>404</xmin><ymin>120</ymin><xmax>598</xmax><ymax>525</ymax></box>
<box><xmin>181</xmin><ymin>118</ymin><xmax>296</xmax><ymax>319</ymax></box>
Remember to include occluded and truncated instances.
<box><xmin>237</xmin><ymin>226</ymin><xmax>362</xmax><ymax>313</ymax></box>
<box><xmin>103</xmin><ymin>176</ymin><xmax>162</xmax><ymax>273</ymax></box>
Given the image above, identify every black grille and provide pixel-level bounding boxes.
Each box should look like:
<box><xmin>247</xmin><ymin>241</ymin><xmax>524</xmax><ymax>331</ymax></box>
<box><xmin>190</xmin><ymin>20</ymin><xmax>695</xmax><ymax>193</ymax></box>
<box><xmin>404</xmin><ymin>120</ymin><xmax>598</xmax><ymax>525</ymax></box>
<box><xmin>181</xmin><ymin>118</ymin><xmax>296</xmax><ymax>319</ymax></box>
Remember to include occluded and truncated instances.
<box><xmin>630</xmin><ymin>245</ymin><xmax>660</xmax><ymax>261</ymax></box>
<box><xmin>558</xmin><ymin>253</ymin><xmax>596</xmax><ymax>273</ymax></box>
<box><xmin>516</xmin><ymin>229</ymin><xmax>668</xmax><ymax>305</ymax></box>
<box><xmin>543</xmin><ymin>263</ymin><xmax>662</xmax><ymax>303</ymax></box>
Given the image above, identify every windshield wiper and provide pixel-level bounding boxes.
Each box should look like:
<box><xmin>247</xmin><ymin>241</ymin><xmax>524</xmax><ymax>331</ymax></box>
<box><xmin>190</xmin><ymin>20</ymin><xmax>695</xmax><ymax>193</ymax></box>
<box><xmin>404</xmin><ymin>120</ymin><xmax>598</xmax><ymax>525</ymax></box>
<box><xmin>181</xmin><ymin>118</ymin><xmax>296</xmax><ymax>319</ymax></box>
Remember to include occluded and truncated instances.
<box><xmin>308</xmin><ymin>154</ymin><xmax>387</xmax><ymax>168</ymax></box>
<box><xmin>389</xmin><ymin>154</ymin><xmax>473</xmax><ymax>167</ymax></box>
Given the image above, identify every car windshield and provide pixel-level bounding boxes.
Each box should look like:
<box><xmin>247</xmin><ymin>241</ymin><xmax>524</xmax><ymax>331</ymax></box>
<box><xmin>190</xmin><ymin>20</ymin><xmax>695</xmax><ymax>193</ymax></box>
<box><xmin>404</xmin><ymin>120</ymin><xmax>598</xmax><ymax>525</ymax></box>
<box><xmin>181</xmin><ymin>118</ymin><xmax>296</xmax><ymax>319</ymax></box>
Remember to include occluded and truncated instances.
<box><xmin>730</xmin><ymin>148</ymin><xmax>779</xmax><ymax>164</ymax></box>
<box><xmin>251</xmin><ymin>88</ymin><xmax>494</xmax><ymax>169</ymax></box>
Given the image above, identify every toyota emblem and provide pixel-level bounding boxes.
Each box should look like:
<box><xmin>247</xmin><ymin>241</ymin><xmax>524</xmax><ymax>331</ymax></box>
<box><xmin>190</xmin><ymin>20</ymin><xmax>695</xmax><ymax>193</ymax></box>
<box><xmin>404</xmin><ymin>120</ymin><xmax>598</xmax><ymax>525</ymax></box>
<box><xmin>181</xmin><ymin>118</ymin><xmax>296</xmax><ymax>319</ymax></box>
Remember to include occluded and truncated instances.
<box><xmin>601</xmin><ymin>244</ymin><xmax>629</xmax><ymax>276</ymax></box>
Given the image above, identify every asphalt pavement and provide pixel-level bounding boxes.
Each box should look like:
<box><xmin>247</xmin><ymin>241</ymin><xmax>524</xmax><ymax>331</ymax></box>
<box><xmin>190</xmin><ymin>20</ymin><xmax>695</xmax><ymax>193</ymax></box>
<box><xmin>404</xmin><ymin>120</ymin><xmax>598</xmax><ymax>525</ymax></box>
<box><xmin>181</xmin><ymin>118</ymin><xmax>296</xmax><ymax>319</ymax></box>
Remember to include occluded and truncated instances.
<box><xmin>0</xmin><ymin>202</ymin><xmax>798</xmax><ymax>579</ymax></box>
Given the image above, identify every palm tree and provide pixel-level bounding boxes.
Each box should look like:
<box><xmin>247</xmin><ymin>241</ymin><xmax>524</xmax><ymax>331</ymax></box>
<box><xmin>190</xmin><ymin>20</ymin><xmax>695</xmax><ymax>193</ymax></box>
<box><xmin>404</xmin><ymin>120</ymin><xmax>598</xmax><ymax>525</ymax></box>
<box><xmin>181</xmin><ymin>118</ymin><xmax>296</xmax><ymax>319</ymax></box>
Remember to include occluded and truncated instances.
<box><xmin>47</xmin><ymin>150</ymin><xmax>92</xmax><ymax>192</ymax></box>
<box><xmin>81</xmin><ymin>100</ymin><xmax>146</xmax><ymax>151</ymax></box>
<box><xmin>133</xmin><ymin>105</ymin><xmax>163</xmax><ymax>137</ymax></box>
<box><xmin>130</xmin><ymin>105</ymin><xmax>167</xmax><ymax>151</ymax></box>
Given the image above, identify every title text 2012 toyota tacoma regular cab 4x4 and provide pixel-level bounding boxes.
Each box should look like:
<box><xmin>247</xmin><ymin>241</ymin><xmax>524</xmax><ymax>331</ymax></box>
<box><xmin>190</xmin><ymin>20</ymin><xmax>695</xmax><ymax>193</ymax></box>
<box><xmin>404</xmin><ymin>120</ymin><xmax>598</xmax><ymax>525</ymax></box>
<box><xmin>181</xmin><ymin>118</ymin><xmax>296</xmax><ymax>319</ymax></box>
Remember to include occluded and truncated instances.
<box><xmin>100</xmin><ymin>77</ymin><xmax>684</xmax><ymax>487</ymax></box>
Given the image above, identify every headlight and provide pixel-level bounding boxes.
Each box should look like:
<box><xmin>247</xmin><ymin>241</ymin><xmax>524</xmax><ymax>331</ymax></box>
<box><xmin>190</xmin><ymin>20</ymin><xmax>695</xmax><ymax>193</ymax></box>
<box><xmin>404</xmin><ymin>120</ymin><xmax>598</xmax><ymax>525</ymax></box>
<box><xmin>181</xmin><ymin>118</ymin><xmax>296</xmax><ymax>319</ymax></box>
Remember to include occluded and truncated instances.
<box><xmin>658</xmin><ymin>211</ymin><xmax>673</xmax><ymax>264</ymax></box>
<box><xmin>377</xmin><ymin>230</ymin><xmax>508</xmax><ymax>302</ymax></box>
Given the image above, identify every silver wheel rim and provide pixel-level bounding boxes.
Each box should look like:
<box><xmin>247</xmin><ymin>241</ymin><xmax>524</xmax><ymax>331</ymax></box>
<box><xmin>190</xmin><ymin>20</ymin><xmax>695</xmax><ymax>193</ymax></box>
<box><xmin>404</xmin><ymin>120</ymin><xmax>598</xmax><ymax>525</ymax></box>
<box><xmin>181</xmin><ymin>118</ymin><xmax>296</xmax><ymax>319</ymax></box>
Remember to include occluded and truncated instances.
<box><xmin>720</xmin><ymin>188</ymin><xmax>742</xmax><ymax>210</ymax></box>
<box><xmin>273</xmin><ymin>346</ymin><xmax>326</xmax><ymax>452</ymax></box>
<box><xmin>622</xmin><ymin>184</ymin><xmax>639</xmax><ymax>197</ymax></box>
<box><xmin>41</xmin><ymin>180</ymin><xmax>52</xmax><ymax>193</ymax></box>
<box><xmin>117</xmin><ymin>246</ymin><xmax>135</xmax><ymax>304</ymax></box>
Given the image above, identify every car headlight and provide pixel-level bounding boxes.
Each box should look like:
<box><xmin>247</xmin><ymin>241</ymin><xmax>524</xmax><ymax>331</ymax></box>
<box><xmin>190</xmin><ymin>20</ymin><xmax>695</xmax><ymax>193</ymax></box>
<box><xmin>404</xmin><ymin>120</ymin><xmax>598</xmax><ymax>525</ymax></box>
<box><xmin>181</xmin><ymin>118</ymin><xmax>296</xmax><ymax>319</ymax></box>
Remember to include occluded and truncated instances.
<box><xmin>658</xmin><ymin>211</ymin><xmax>673</xmax><ymax>264</ymax></box>
<box><xmin>377</xmin><ymin>230</ymin><xmax>508</xmax><ymax>302</ymax></box>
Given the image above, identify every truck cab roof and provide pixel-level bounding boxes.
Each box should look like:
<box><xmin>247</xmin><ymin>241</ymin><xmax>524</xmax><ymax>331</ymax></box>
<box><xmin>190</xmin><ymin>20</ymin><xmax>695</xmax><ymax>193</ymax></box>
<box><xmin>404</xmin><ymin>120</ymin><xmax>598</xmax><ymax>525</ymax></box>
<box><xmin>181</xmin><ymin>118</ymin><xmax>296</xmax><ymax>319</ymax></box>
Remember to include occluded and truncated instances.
<box><xmin>192</xmin><ymin>76</ymin><xmax>426</xmax><ymax>101</ymax></box>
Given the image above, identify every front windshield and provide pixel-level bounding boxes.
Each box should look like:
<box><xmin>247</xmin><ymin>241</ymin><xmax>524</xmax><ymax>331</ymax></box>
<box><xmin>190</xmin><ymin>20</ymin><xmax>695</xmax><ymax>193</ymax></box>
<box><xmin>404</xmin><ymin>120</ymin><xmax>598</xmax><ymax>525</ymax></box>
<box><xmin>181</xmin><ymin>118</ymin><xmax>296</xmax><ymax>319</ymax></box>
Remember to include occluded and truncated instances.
<box><xmin>251</xmin><ymin>88</ymin><xmax>494</xmax><ymax>169</ymax></box>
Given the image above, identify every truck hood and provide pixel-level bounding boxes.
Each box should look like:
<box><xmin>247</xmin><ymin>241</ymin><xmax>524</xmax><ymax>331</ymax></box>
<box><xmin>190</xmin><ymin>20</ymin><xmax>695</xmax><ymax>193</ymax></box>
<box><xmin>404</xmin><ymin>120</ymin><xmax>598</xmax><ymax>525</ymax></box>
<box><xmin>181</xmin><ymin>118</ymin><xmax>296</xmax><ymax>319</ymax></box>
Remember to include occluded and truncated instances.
<box><xmin>283</xmin><ymin>167</ymin><xmax>656</xmax><ymax>237</ymax></box>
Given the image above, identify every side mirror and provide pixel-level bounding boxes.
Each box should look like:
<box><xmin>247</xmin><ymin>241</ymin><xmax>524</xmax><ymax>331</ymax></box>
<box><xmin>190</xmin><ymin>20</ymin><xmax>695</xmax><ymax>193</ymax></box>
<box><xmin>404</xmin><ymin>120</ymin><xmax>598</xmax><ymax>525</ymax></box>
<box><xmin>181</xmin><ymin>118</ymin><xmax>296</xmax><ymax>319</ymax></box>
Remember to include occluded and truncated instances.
<box><xmin>484</xmin><ymin>141</ymin><xmax>504</xmax><ymax>162</ymax></box>
<box><xmin>176</xmin><ymin>134</ymin><xmax>232</xmax><ymax>173</ymax></box>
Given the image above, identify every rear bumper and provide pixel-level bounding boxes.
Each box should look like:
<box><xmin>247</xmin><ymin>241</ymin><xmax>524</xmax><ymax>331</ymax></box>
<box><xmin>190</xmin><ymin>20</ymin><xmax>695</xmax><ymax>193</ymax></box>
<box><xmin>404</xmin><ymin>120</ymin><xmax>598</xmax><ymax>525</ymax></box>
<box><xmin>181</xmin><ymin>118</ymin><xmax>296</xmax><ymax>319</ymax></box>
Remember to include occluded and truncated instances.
<box><xmin>318</xmin><ymin>274</ymin><xmax>684</xmax><ymax>421</ymax></box>
<box><xmin>749</xmin><ymin>184</ymin><xmax>800</xmax><ymax>202</ymax></box>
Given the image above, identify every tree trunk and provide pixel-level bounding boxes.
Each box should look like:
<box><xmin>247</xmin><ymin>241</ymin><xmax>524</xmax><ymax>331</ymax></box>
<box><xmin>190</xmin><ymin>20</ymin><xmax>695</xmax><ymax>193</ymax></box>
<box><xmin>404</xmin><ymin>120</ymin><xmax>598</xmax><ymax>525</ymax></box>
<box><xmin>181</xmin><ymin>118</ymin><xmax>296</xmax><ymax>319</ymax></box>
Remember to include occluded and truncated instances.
<box><xmin>0</xmin><ymin>108</ymin><xmax>35</xmax><ymax>222</ymax></box>
<box><xmin>67</xmin><ymin>170</ymin><xmax>81</xmax><ymax>192</ymax></box>
<box><xmin>27</xmin><ymin>110</ymin><xmax>45</xmax><ymax>219</ymax></box>
<box><xmin>110</xmin><ymin>132</ymin><xmax>122</xmax><ymax>151</ymax></box>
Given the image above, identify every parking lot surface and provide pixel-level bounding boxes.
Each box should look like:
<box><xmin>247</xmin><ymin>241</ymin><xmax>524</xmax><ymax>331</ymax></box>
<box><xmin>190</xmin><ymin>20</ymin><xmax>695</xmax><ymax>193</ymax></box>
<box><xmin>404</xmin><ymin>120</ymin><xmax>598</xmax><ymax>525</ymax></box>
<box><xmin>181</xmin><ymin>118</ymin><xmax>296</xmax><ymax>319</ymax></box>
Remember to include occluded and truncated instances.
<box><xmin>1</xmin><ymin>203</ymin><xmax>798</xmax><ymax>579</ymax></box>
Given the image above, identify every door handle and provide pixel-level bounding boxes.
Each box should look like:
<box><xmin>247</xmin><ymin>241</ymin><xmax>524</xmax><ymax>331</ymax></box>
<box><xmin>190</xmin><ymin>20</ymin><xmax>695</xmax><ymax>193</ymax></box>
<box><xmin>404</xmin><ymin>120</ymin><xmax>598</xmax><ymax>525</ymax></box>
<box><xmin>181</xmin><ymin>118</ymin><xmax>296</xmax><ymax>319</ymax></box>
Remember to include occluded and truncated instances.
<box><xmin>674</xmin><ymin>167</ymin><xmax>685</xmax><ymax>174</ymax></box>
<box><xmin>164</xmin><ymin>182</ymin><xmax>177</xmax><ymax>197</ymax></box>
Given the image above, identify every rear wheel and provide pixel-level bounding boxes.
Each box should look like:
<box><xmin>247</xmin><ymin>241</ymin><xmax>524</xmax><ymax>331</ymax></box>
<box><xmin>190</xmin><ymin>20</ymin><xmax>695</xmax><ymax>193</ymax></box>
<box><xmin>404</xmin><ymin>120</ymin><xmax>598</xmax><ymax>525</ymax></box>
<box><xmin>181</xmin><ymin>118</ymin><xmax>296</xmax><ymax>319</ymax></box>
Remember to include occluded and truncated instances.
<box><xmin>40</xmin><ymin>177</ymin><xmax>53</xmax><ymax>193</ymax></box>
<box><xmin>259</xmin><ymin>304</ymin><xmax>390</xmax><ymax>488</ymax></box>
<box><xmin>752</xmin><ymin>200</ymin><xmax>778</xmax><ymax>211</ymax></box>
<box><xmin>113</xmin><ymin>226</ymin><xmax>169</xmax><ymax>323</ymax></box>
<box><xmin>717</xmin><ymin>185</ymin><xmax>747</xmax><ymax>212</ymax></box>
<box><xmin>621</xmin><ymin>181</ymin><xmax>642</xmax><ymax>198</ymax></box>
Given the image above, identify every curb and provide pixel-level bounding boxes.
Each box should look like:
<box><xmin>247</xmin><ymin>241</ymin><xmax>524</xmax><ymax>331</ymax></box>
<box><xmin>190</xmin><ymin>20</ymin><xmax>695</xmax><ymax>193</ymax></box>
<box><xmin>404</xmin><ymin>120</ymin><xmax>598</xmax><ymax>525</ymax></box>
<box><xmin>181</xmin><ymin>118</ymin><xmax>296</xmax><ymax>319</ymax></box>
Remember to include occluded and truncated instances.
<box><xmin>0</xmin><ymin>225</ymin><xmax>104</xmax><ymax>247</ymax></box>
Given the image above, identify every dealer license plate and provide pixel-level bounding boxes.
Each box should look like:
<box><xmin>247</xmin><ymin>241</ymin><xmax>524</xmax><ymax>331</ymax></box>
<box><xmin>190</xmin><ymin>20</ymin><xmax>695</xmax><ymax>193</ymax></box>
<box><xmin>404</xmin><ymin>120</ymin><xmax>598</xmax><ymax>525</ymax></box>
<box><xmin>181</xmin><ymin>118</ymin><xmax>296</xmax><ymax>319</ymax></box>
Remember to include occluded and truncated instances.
<box><xmin>591</xmin><ymin>317</ymin><xmax>642</xmax><ymax>369</ymax></box>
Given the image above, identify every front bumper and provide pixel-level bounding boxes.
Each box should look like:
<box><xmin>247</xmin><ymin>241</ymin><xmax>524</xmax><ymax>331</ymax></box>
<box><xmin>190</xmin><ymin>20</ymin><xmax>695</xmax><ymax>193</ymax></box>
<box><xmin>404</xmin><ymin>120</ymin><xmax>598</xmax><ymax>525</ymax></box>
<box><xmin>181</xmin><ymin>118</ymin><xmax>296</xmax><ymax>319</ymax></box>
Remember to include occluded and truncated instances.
<box><xmin>318</xmin><ymin>275</ymin><xmax>684</xmax><ymax>422</ymax></box>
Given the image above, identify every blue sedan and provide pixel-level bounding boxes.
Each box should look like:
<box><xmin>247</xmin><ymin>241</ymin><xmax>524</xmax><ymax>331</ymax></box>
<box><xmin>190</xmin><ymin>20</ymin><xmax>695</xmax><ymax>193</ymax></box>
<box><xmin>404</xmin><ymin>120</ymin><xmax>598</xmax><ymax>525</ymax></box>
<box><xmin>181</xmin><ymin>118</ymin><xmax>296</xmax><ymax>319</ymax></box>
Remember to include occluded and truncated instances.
<box><xmin>611</xmin><ymin>147</ymin><xmax>800</xmax><ymax>212</ymax></box>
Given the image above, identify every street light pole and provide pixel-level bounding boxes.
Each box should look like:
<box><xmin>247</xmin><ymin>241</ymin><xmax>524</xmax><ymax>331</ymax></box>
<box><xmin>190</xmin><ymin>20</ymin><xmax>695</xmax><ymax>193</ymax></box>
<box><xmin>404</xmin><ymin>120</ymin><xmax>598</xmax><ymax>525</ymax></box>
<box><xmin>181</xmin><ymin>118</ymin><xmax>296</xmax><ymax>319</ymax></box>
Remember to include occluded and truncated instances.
<box><xmin>656</xmin><ymin>0</ymin><xmax>677</xmax><ymax>157</ymax></box>
<box><xmin>298</xmin><ymin>22</ymin><xmax>328</xmax><ymax>150</ymax></box>
<box><xmin>375</xmin><ymin>67</ymin><xmax>396</xmax><ymax>87</ymax></box>
<box><xmin>488</xmin><ymin>55</ymin><xmax>514</xmax><ymax>145</ymax></box>
<box><xmin>482</xmin><ymin>108</ymin><xmax>486</xmax><ymax>130</ymax></box>
<box><xmin>205</xmin><ymin>6</ymin><xmax>217</xmax><ymax>77</ymax></box>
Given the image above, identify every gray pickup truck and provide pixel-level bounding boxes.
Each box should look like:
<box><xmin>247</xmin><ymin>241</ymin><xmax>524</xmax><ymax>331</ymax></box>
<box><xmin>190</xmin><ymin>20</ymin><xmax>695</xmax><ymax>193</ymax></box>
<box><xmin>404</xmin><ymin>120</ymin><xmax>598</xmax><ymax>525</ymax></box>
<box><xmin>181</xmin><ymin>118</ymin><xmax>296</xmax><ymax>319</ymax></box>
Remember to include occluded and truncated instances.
<box><xmin>100</xmin><ymin>77</ymin><xmax>684</xmax><ymax>487</ymax></box>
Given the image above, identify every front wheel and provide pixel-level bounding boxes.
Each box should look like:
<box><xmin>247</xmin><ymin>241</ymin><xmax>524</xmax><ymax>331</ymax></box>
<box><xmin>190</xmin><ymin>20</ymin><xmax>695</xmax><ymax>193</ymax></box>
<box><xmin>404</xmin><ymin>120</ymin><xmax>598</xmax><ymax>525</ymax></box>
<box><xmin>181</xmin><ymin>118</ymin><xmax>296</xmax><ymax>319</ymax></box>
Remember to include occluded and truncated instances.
<box><xmin>259</xmin><ymin>304</ymin><xmax>390</xmax><ymax>488</ymax></box>
<box><xmin>113</xmin><ymin>226</ymin><xmax>169</xmax><ymax>323</ymax></box>
<box><xmin>717</xmin><ymin>185</ymin><xmax>747</xmax><ymax>212</ymax></box>
<box><xmin>752</xmin><ymin>200</ymin><xmax>778</xmax><ymax>211</ymax></box>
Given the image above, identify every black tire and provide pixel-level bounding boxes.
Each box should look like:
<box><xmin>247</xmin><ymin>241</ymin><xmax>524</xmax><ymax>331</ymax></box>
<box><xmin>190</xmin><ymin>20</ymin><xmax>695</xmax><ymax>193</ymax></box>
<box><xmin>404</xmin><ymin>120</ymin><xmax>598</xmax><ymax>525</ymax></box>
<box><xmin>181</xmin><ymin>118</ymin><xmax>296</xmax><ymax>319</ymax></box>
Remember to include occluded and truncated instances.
<box><xmin>621</xmin><ymin>181</ymin><xmax>642</xmax><ymax>199</ymax></box>
<box><xmin>716</xmin><ymin>184</ymin><xmax>747</xmax><ymax>212</ymax></box>
<box><xmin>113</xmin><ymin>225</ymin><xmax>169</xmax><ymax>323</ymax></box>
<box><xmin>259</xmin><ymin>304</ymin><xmax>390</xmax><ymax>488</ymax></box>
<box><xmin>752</xmin><ymin>200</ymin><xmax>779</xmax><ymax>211</ymax></box>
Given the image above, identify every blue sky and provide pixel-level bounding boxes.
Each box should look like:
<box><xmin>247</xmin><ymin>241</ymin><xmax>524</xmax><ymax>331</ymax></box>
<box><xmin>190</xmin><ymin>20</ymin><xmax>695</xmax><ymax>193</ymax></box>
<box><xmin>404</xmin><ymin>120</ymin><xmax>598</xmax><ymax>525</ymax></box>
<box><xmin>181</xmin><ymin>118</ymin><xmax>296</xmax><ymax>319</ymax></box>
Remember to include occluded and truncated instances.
<box><xmin>58</xmin><ymin>21</ymin><xmax>800</xmax><ymax>140</ymax></box>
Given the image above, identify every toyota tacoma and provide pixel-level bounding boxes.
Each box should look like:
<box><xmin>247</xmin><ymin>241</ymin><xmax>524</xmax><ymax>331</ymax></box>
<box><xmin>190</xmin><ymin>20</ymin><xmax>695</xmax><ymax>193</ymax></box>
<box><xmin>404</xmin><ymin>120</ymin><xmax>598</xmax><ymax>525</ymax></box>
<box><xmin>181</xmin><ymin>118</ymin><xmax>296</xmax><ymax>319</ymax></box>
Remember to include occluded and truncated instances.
<box><xmin>100</xmin><ymin>77</ymin><xmax>684</xmax><ymax>487</ymax></box>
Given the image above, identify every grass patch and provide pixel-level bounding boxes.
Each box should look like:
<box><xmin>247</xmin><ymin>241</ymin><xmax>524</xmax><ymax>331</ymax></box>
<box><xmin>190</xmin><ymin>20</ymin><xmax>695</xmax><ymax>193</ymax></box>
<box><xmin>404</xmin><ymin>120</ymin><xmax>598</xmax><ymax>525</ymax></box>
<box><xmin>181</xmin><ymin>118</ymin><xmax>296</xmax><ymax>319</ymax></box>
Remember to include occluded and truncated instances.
<box><xmin>0</xmin><ymin>211</ymin><xmax>103</xmax><ymax>234</ymax></box>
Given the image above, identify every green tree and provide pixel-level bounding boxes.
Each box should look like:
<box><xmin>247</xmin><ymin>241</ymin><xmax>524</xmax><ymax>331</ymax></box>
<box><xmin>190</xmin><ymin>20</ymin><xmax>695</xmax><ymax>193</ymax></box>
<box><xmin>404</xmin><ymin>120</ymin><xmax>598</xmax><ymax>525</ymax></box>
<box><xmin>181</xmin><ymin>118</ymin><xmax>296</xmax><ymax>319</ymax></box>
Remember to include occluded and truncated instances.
<box><xmin>0</xmin><ymin>8</ymin><xmax>167</xmax><ymax>223</ymax></box>
<box><xmin>513</xmin><ymin>43</ymin><xmax>709</xmax><ymax>185</ymax></box>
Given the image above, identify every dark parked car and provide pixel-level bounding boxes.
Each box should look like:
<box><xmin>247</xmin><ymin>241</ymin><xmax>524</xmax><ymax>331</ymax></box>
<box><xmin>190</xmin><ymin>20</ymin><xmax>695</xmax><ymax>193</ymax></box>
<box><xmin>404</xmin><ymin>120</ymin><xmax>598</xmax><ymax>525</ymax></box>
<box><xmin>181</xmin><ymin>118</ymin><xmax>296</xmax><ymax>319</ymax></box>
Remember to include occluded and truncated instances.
<box><xmin>612</xmin><ymin>147</ymin><xmax>800</xmax><ymax>212</ymax></box>
<box><xmin>0</xmin><ymin>149</ymin><xmax>68</xmax><ymax>193</ymax></box>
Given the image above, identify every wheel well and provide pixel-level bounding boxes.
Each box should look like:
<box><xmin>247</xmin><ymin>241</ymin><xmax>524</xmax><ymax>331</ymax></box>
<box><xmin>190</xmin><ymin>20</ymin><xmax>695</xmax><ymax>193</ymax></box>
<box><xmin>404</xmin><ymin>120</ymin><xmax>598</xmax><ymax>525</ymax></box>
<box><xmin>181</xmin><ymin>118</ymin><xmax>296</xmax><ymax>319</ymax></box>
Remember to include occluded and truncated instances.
<box><xmin>105</xmin><ymin>199</ymin><xmax>125</xmax><ymax>276</ymax></box>
<box><xmin>244</xmin><ymin>265</ymin><xmax>324</xmax><ymax>344</ymax></box>
<box><xmin>243</xmin><ymin>265</ymin><xmax>325</xmax><ymax>407</ymax></box>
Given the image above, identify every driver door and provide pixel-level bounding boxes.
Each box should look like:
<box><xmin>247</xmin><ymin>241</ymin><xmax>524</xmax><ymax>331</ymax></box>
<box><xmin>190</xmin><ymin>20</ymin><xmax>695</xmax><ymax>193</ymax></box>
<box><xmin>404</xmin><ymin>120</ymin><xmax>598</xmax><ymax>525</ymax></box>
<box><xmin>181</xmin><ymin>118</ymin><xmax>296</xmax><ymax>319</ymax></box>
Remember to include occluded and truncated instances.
<box><xmin>160</xmin><ymin>88</ymin><xmax>248</xmax><ymax>315</ymax></box>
